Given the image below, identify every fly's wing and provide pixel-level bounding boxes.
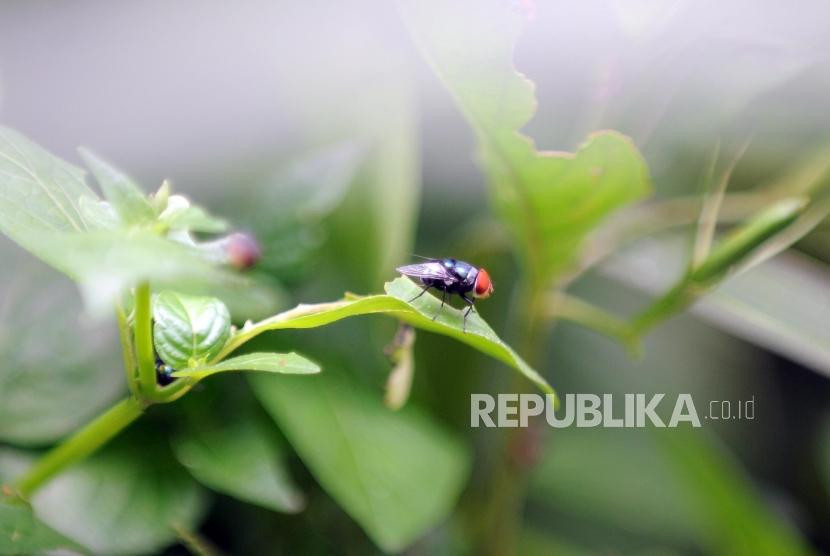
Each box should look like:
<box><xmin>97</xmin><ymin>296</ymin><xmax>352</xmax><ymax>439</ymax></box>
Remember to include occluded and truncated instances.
<box><xmin>396</xmin><ymin>261</ymin><xmax>453</xmax><ymax>281</ymax></box>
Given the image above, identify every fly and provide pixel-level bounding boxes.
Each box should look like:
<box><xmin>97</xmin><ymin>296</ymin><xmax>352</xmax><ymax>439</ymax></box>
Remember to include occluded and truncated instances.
<box><xmin>396</xmin><ymin>257</ymin><xmax>494</xmax><ymax>332</ymax></box>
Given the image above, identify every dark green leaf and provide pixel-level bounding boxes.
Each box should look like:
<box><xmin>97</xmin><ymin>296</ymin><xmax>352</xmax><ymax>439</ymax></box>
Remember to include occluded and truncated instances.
<box><xmin>251</xmin><ymin>372</ymin><xmax>471</xmax><ymax>552</ymax></box>
<box><xmin>656</xmin><ymin>428</ymin><xmax>808</xmax><ymax>555</ymax></box>
<box><xmin>0</xmin><ymin>435</ymin><xmax>208</xmax><ymax>555</ymax></box>
<box><xmin>174</xmin><ymin>352</ymin><xmax>320</xmax><ymax>380</ymax></box>
<box><xmin>153</xmin><ymin>292</ymin><xmax>231</xmax><ymax>369</ymax></box>
<box><xmin>78</xmin><ymin>147</ymin><xmax>155</xmax><ymax>226</ymax></box>
<box><xmin>172</xmin><ymin>414</ymin><xmax>305</xmax><ymax>513</ymax></box>
<box><xmin>0</xmin><ymin>495</ymin><xmax>87</xmax><ymax>555</ymax></box>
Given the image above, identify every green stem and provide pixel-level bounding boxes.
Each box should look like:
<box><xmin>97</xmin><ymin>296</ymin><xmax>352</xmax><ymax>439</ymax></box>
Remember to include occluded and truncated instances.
<box><xmin>15</xmin><ymin>397</ymin><xmax>144</xmax><ymax>498</ymax></box>
<box><xmin>134</xmin><ymin>282</ymin><xmax>156</xmax><ymax>398</ymax></box>
<box><xmin>548</xmin><ymin>292</ymin><xmax>638</xmax><ymax>351</ymax></box>
<box><xmin>477</xmin><ymin>282</ymin><xmax>547</xmax><ymax>556</ymax></box>
<box><xmin>116</xmin><ymin>303</ymin><xmax>138</xmax><ymax>395</ymax></box>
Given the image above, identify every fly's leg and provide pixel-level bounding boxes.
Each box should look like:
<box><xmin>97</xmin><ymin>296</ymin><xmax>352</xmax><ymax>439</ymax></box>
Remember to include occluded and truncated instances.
<box><xmin>408</xmin><ymin>284</ymin><xmax>431</xmax><ymax>303</ymax></box>
<box><xmin>432</xmin><ymin>289</ymin><xmax>447</xmax><ymax>321</ymax></box>
<box><xmin>461</xmin><ymin>294</ymin><xmax>475</xmax><ymax>333</ymax></box>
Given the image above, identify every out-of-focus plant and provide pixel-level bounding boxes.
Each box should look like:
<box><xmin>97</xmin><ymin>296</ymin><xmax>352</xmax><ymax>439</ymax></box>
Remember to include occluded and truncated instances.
<box><xmin>0</xmin><ymin>127</ymin><xmax>550</xmax><ymax>554</ymax></box>
<box><xmin>399</xmin><ymin>0</ymin><xmax>827</xmax><ymax>554</ymax></box>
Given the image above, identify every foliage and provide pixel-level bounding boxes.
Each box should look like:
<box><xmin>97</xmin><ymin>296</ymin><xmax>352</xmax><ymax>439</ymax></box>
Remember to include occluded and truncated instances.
<box><xmin>1</xmin><ymin>1</ymin><xmax>828</xmax><ymax>553</ymax></box>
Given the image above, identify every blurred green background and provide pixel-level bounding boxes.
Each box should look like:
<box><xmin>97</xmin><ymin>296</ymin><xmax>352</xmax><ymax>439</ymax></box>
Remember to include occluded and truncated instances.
<box><xmin>1</xmin><ymin>0</ymin><xmax>829</xmax><ymax>554</ymax></box>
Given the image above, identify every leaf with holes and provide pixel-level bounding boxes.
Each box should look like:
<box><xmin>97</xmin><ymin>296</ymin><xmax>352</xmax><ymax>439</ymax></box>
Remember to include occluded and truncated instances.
<box><xmin>399</xmin><ymin>0</ymin><xmax>651</xmax><ymax>284</ymax></box>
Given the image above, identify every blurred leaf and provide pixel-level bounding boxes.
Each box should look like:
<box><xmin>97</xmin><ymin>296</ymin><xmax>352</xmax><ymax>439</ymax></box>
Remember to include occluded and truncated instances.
<box><xmin>159</xmin><ymin>195</ymin><xmax>227</xmax><ymax>233</ymax></box>
<box><xmin>238</xmin><ymin>141</ymin><xmax>365</xmax><ymax>277</ymax></box>
<box><xmin>399</xmin><ymin>0</ymin><xmax>651</xmax><ymax>285</ymax></box>
<box><xmin>172</xmin><ymin>413</ymin><xmax>305</xmax><ymax>513</ymax></box>
<box><xmin>691</xmin><ymin>197</ymin><xmax>807</xmax><ymax>284</ymax></box>
<box><xmin>0</xmin><ymin>247</ymin><xmax>123</xmax><ymax>446</ymax></box>
<box><xmin>218</xmin><ymin>277</ymin><xmax>553</xmax><ymax>395</ymax></box>
<box><xmin>326</xmin><ymin>82</ymin><xmax>419</xmax><ymax>290</ymax></box>
<box><xmin>78</xmin><ymin>148</ymin><xmax>155</xmax><ymax>226</ymax></box>
<box><xmin>0</xmin><ymin>128</ymin><xmax>276</xmax><ymax>319</ymax></box>
<box><xmin>519</xmin><ymin>527</ymin><xmax>600</xmax><ymax>556</ymax></box>
<box><xmin>78</xmin><ymin>197</ymin><xmax>119</xmax><ymax>231</ymax></box>
<box><xmin>21</xmin><ymin>228</ymin><xmax>260</xmax><ymax>317</ymax></box>
<box><xmin>530</xmin><ymin>428</ymin><xmax>708</xmax><ymax>545</ymax></box>
<box><xmin>656</xmin><ymin>428</ymin><xmax>808</xmax><ymax>555</ymax></box>
<box><xmin>631</xmin><ymin>197</ymin><xmax>810</xmax><ymax>336</ymax></box>
<box><xmin>0</xmin><ymin>434</ymin><xmax>208</xmax><ymax>555</ymax></box>
<box><xmin>0</xmin><ymin>495</ymin><xmax>87</xmax><ymax>555</ymax></box>
<box><xmin>174</xmin><ymin>352</ymin><xmax>320</xmax><ymax>380</ymax></box>
<box><xmin>0</xmin><ymin>127</ymin><xmax>96</xmax><ymax>247</ymax></box>
<box><xmin>603</xmin><ymin>235</ymin><xmax>830</xmax><ymax>375</ymax></box>
<box><xmin>250</xmin><ymin>371</ymin><xmax>470</xmax><ymax>552</ymax></box>
<box><xmin>153</xmin><ymin>291</ymin><xmax>231</xmax><ymax>369</ymax></box>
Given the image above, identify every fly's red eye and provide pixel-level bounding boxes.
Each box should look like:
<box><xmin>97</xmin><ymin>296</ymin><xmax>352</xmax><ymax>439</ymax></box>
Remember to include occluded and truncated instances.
<box><xmin>474</xmin><ymin>269</ymin><xmax>493</xmax><ymax>298</ymax></box>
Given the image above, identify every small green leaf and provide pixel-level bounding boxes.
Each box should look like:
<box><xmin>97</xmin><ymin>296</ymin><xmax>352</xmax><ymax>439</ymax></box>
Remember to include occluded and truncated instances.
<box><xmin>217</xmin><ymin>276</ymin><xmax>554</xmax><ymax>396</ymax></box>
<box><xmin>172</xmin><ymin>414</ymin><xmax>305</xmax><ymax>513</ymax></box>
<box><xmin>173</xmin><ymin>352</ymin><xmax>320</xmax><ymax>380</ymax></box>
<box><xmin>78</xmin><ymin>147</ymin><xmax>155</xmax><ymax>226</ymax></box>
<box><xmin>0</xmin><ymin>495</ymin><xmax>87</xmax><ymax>555</ymax></box>
<box><xmin>159</xmin><ymin>195</ymin><xmax>228</xmax><ymax>233</ymax></box>
<box><xmin>251</xmin><ymin>372</ymin><xmax>471</xmax><ymax>552</ymax></box>
<box><xmin>153</xmin><ymin>292</ymin><xmax>231</xmax><ymax>369</ymax></box>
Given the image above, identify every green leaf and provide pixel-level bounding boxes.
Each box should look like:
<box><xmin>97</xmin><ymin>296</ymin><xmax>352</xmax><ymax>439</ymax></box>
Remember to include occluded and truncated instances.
<box><xmin>0</xmin><ymin>245</ymin><xmax>124</xmax><ymax>446</ymax></box>
<box><xmin>173</xmin><ymin>352</ymin><xmax>320</xmax><ymax>380</ymax></box>
<box><xmin>78</xmin><ymin>197</ymin><xmax>119</xmax><ymax>230</ymax></box>
<box><xmin>217</xmin><ymin>276</ymin><xmax>554</xmax><ymax>396</ymax></box>
<box><xmin>172</xmin><ymin>413</ymin><xmax>305</xmax><ymax>513</ymax></box>
<box><xmin>19</xmin><ymin>228</ymin><xmax>267</xmax><ymax>317</ymax></box>
<box><xmin>603</xmin><ymin>236</ymin><xmax>830</xmax><ymax>376</ymax></box>
<box><xmin>398</xmin><ymin>0</ymin><xmax>651</xmax><ymax>284</ymax></box>
<box><xmin>0</xmin><ymin>495</ymin><xmax>87</xmax><ymax>555</ymax></box>
<box><xmin>631</xmin><ymin>197</ymin><xmax>811</xmax><ymax>336</ymax></box>
<box><xmin>153</xmin><ymin>291</ymin><xmax>231</xmax><ymax>369</ymax></box>
<box><xmin>0</xmin><ymin>127</ymin><xmax>97</xmax><ymax>249</ymax></box>
<box><xmin>656</xmin><ymin>428</ymin><xmax>809</xmax><ymax>555</ymax></box>
<box><xmin>691</xmin><ymin>197</ymin><xmax>807</xmax><ymax>284</ymax></box>
<box><xmin>250</xmin><ymin>372</ymin><xmax>471</xmax><ymax>552</ymax></box>
<box><xmin>0</xmin><ymin>434</ymin><xmax>208</xmax><ymax>555</ymax></box>
<box><xmin>159</xmin><ymin>195</ymin><xmax>228</xmax><ymax>233</ymax></box>
<box><xmin>78</xmin><ymin>147</ymin><xmax>155</xmax><ymax>226</ymax></box>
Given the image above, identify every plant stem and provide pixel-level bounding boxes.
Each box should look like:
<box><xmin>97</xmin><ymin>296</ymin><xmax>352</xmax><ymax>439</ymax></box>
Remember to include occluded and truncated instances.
<box><xmin>15</xmin><ymin>397</ymin><xmax>144</xmax><ymax>498</ymax></box>
<box><xmin>134</xmin><ymin>282</ymin><xmax>157</xmax><ymax>398</ymax></box>
<box><xmin>548</xmin><ymin>292</ymin><xmax>638</xmax><ymax>351</ymax></box>
<box><xmin>116</xmin><ymin>303</ymin><xmax>138</xmax><ymax>395</ymax></box>
<box><xmin>477</xmin><ymin>282</ymin><xmax>547</xmax><ymax>556</ymax></box>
